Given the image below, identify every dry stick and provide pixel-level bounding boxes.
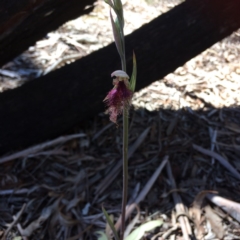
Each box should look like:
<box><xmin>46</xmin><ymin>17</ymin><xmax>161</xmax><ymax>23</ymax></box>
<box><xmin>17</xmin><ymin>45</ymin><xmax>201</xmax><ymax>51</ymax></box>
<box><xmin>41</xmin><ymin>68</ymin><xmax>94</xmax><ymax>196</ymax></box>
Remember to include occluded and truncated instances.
<box><xmin>114</xmin><ymin>156</ymin><xmax>169</xmax><ymax>232</ymax></box>
<box><xmin>0</xmin><ymin>133</ymin><xmax>85</xmax><ymax>164</ymax></box>
<box><xmin>166</xmin><ymin>160</ymin><xmax>192</xmax><ymax>240</ymax></box>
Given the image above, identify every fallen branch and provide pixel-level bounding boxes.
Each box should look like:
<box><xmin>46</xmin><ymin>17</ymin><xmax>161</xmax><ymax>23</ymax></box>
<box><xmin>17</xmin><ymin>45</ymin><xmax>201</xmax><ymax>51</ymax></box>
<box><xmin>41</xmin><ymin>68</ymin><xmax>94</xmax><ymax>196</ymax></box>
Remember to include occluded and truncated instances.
<box><xmin>0</xmin><ymin>0</ymin><xmax>240</xmax><ymax>154</ymax></box>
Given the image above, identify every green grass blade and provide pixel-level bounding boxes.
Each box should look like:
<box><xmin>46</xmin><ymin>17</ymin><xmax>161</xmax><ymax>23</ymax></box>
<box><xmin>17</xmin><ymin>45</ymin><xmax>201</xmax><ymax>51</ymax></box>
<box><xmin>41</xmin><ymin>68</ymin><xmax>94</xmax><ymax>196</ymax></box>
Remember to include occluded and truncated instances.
<box><xmin>113</xmin><ymin>0</ymin><xmax>122</xmax><ymax>9</ymax></box>
<box><xmin>113</xmin><ymin>0</ymin><xmax>124</xmax><ymax>28</ymax></box>
<box><xmin>102</xmin><ymin>207</ymin><xmax>120</xmax><ymax>240</ymax></box>
<box><xmin>125</xmin><ymin>219</ymin><xmax>163</xmax><ymax>240</ymax></box>
<box><xmin>110</xmin><ymin>10</ymin><xmax>123</xmax><ymax>58</ymax></box>
<box><xmin>129</xmin><ymin>51</ymin><xmax>137</xmax><ymax>92</ymax></box>
<box><xmin>104</xmin><ymin>0</ymin><xmax>114</xmax><ymax>8</ymax></box>
<box><xmin>95</xmin><ymin>231</ymin><xmax>109</xmax><ymax>240</ymax></box>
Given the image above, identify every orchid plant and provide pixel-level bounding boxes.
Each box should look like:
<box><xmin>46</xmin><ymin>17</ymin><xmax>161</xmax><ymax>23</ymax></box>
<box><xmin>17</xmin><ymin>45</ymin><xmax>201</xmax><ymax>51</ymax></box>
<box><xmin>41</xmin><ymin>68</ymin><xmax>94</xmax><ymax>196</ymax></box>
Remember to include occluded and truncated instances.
<box><xmin>101</xmin><ymin>0</ymin><xmax>137</xmax><ymax>239</ymax></box>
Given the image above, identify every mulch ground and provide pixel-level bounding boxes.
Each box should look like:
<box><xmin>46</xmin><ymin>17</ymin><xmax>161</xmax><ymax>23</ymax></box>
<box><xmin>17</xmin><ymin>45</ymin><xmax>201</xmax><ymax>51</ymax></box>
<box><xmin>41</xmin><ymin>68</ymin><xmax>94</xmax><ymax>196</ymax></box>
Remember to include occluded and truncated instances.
<box><xmin>0</xmin><ymin>0</ymin><xmax>240</xmax><ymax>239</ymax></box>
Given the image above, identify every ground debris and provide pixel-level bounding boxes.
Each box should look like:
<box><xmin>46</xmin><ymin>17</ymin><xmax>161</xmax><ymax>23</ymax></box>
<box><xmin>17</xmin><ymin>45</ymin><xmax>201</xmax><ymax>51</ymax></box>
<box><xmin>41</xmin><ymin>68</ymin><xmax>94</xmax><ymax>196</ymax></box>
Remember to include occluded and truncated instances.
<box><xmin>0</xmin><ymin>106</ymin><xmax>239</xmax><ymax>239</ymax></box>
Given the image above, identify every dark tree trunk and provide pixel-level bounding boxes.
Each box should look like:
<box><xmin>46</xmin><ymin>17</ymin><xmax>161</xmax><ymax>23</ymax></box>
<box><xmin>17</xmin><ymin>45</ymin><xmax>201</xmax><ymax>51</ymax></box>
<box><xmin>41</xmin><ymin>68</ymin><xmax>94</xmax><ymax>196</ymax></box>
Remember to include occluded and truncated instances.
<box><xmin>0</xmin><ymin>0</ymin><xmax>240</xmax><ymax>154</ymax></box>
<box><xmin>0</xmin><ymin>0</ymin><xmax>95</xmax><ymax>67</ymax></box>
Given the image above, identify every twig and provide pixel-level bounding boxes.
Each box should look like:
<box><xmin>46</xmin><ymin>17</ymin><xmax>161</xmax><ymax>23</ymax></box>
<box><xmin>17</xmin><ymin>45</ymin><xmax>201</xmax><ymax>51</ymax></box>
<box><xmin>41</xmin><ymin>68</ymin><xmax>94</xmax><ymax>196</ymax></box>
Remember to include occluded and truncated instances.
<box><xmin>166</xmin><ymin>160</ymin><xmax>192</xmax><ymax>240</ymax></box>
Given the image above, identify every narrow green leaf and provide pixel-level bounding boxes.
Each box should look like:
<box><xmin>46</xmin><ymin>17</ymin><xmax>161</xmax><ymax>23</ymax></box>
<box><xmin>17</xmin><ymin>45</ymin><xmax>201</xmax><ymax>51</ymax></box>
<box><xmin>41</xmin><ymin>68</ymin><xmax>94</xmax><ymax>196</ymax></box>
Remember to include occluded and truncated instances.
<box><xmin>104</xmin><ymin>0</ymin><xmax>114</xmax><ymax>8</ymax></box>
<box><xmin>125</xmin><ymin>219</ymin><xmax>163</xmax><ymax>240</ymax></box>
<box><xmin>95</xmin><ymin>231</ymin><xmax>109</xmax><ymax>240</ymax></box>
<box><xmin>113</xmin><ymin>0</ymin><xmax>122</xmax><ymax>9</ymax></box>
<box><xmin>110</xmin><ymin>10</ymin><xmax>123</xmax><ymax>58</ymax></box>
<box><xmin>102</xmin><ymin>207</ymin><xmax>120</xmax><ymax>240</ymax></box>
<box><xmin>113</xmin><ymin>0</ymin><xmax>124</xmax><ymax>27</ymax></box>
<box><xmin>129</xmin><ymin>51</ymin><xmax>137</xmax><ymax>92</ymax></box>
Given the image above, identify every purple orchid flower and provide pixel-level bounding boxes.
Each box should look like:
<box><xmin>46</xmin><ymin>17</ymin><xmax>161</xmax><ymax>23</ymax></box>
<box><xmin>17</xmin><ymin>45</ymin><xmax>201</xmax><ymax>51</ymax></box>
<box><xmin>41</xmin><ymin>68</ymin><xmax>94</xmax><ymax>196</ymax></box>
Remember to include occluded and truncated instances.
<box><xmin>104</xmin><ymin>70</ymin><xmax>133</xmax><ymax>124</ymax></box>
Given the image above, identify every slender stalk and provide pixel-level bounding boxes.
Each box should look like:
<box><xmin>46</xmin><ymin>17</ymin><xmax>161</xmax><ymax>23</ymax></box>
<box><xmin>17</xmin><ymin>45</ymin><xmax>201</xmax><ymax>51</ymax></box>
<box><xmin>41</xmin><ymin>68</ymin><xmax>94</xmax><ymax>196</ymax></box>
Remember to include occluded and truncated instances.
<box><xmin>121</xmin><ymin>107</ymin><xmax>128</xmax><ymax>240</ymax></box>
<box><xmin>120</xmin><ymin>39</ymin><xmax>128</xmax><ymax>240</ymax></box>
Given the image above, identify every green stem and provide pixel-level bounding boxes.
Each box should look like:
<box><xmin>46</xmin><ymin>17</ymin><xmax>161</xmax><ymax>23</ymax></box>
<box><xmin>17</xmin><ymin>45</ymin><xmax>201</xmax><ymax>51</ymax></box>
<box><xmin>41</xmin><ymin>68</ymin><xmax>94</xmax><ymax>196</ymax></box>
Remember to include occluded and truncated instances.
<box><xmin>120</xmin><ymin>107</ymin><xmax>128</xmax><ymax>240</ymax></box>
<box><xmin>120</xmin><ymin>38</ymin><xmax>128</xmax><ymax>240</ymax></box>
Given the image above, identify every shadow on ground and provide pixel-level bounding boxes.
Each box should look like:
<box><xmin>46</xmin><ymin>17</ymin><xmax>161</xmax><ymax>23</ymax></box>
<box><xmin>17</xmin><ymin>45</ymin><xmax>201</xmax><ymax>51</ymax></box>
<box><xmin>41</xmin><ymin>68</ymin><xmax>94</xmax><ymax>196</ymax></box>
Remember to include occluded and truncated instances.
<box><xmin>0</xmin><ymin>105</ymin><xmax>240</xmax><ymax>239</ymax></box>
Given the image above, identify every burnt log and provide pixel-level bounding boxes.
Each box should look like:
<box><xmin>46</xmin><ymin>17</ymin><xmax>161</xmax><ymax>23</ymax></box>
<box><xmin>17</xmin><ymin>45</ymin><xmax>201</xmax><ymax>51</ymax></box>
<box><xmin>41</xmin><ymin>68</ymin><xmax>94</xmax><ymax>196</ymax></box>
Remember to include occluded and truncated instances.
<box><xmin>0</xmin><ymin>0</ymin><xmax>95</xmax><ymax>67</ymax></box>
<box><xmin>0</xmin><ymin>0</ymin><xmax>240</xmax><ymax>154</ymax></box>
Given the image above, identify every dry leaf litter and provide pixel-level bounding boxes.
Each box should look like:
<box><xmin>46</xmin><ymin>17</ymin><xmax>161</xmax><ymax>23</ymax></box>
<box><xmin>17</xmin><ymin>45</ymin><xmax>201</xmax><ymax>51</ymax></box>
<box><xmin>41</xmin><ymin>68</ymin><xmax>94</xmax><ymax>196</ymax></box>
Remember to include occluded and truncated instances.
<box><xmin>0</xmin><ymin>0</ymin><xmax>240</xmax><ymax>239</ymax></box>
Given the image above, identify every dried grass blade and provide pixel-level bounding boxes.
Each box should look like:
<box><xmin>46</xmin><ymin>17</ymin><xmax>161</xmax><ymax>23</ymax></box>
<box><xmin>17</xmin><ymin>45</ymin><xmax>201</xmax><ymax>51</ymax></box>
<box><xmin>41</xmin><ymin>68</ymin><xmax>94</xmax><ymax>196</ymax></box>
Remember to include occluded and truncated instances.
<box><xmin>190</xmin><ymin>190</ymin><xmax>216</xmax><ymax>239</ymax></box>
<box><xmin>207</xmin><ymin>193</ymin><xmax>240</xmax><ymax>223</ymax></box>
<box><xmin>94</xmin><ymin>127</ymin><xmax>150</xmax><ymax>197</ymax></box>
<box><xmin>204</xmin><ymin>205</ymin><xmax>224</xmax><ymax>239</ymax></box>
<box><xmin>114</xmin><ymin>156</ymin><xmax>168</xmax><ymax>231</ymax></box>
<box><xmin>134</xmin><ymin>156</ymin><xmax>168</xmax><ymax>204</ymax></box>
<box><xmin>16</xmin><ymin>202</ymin><xmax>56</xmax><ymax>237</ymax></box>
<box><xmin>2</xmin><ymin>203</ymin><xmax>26</xmax><ymax>240</ymax></box>
<box><xmin>93</xmin><ymin>123</ymin><xmax>114</xmax><ymax>141</ymax></box>
<box><xmin>123</xmin><ymin>204</ymin><xmax>140</xmax><ymax>238</ymax></box>
<box><xmin>193</xmin><ymin>144</ymin><xmax>240</xmax><ymax>180</ymax></box>
<box><xmin>166</xmin><ymin>116</ymin><xmax>178</xmax><ymax>136</ymax></box>
<box><xmin>0</xmin><ymin>133</ymin><xmax>85</xmax><ymax>164</ymax></box>
<box><xmin>128</xmin><ymin>127</ymin><xmax>151</xmax><ymax>158</ymax></box>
